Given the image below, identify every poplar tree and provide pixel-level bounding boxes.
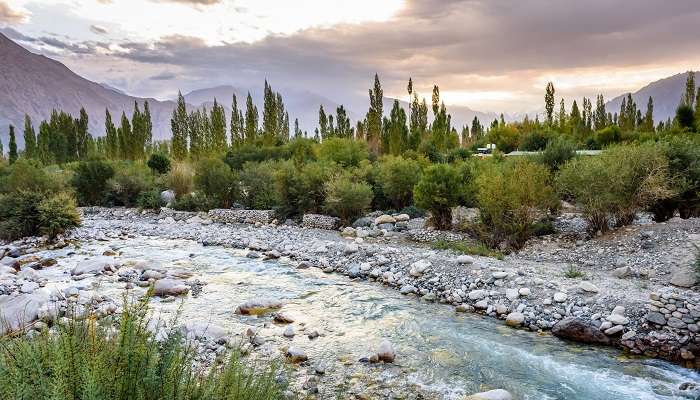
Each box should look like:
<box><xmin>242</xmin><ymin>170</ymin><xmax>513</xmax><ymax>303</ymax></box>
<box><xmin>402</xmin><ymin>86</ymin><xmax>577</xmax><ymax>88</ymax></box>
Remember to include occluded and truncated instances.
<box><xmin>594</xmin><ymin>94</ymin><xmax>607</xmax><ymax>130</ymax></box>
<box><xmin>294</xmin><ymin>118</ymin><xmax>302</xmax><ymax>139</ymax></box>
<box><xmin>557</xmin><ymin>99</ymin><xmax>566</xmax><ymax>131</ymax></box>
<box><xmin>570</xmin><ymin>100</ymin><xmax>581</xmax><ymax>135</ymax></box>
<box><xmin>643</xmin><ymin>96</ymin><xmax>654</xmax><ymax>132</ymax></box>
<box><xmin>118</xmin><ymin>112</ymin><xmax>131</xmax><ymax>160</ymax></box>
<box><xmin>75</xmin><ymin>107</ymin><xmax>90</xmax><ymax>160</ymax></box>
<box><xmin>210</xmin><ymin>98</ymin><xmax>227</xmax><ymax>153</ymax></box>
<box><xmin>318</xmin><ymin>105</ymin><xmax>328</xmax><ymax>139</ymax></box>
<box><xmin>282</xmin><ymin>111</ymin><xmax>290</xmax><ymax>141</ymax></box>
<box><xmin>387</xmin><ymin>99</ymin><xmax>407</xmax><ymax>155</ymax></box>
<box><xmin>0</xmin><ymin>135</ymin><xmax>3</xmax><ymax>159</ymax></box>
<box><xmin>171</xmin><ymin>92</ymin><xmax>189</xmax><ymax>160</ymax></box>
<box><xmin>684</xmin><ymin>71</ymin><xmax>695</xmax><ymax>108</ymax></box>
<box><xmin>335</xmin><ymin>105</ymin><xmax>352</xmax><ymax>138</ymax></box>
<box><xmin>188</xmin><ymin>109</ymin><xmax>204</xmax><ymax>158</ymax></box>
<box><xmin>471</xmin><ymin>116</ymin><xmax>483</xmax><ymax>138</ymax></box>
<box><xmin>105</xmin><ymin>109</ymin><xmax>118</xmax><ymax>158</ymax></box>
<box><xmin>545</xmin><ymin>82</ymin><xmax>555</xmax><ymax>125</ymax></box>
<box><xmin>8</xmin><ymin>125</ymin><xmax>17</xmax><ymax>164</ymax></box>
<box><xmin>276</xmin><ymin>92</ymin><xmax>287</xmax><ymax>142</ymax></box>
<box><xmin>244</xmin><ymin>92</ymin><xmax>258</xmax><ymax>142</ymax></box>
<box><xmin>366</xmin><ymin>74</ymin><xmax>383</xmax><ymax>154</ymax></box>
<box><xmin>231</xmin><ymin>94</ymin><xmax>243</xmax><ymax>146</ymax></box>
<box><xmin>23</xmin><ymin>114</ymin><xmax>36</xmax><ymax>159</ymax></box>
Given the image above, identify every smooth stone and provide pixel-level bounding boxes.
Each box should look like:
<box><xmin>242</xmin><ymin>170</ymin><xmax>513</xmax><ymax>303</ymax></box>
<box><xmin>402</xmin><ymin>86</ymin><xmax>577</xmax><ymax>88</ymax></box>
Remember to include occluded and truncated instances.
<box><xmin>505</xmin><ymin>312</ymin><xmax>525</xmax><ymax>327</ymax></box>
<box><xmin>376</xmin><ymin>340</ymin><xmax>396</xmax><ymax>363</ymax></box>
<box><xmin>553</xmin><ymin>292</ymin><xmax>567</xmax><ymax>303</ymax></box>
<box><xmin>153</xmin><ymin>279</ymin><xmax>189</xmax><ymax>297</ymax></box>
<box><xmin>551</xmin><ymin>317</ymin><xmax>611</xmax><ymax>345</ymax></box>
<box><xmin>236</xmin><ymin>298</ymin><xmax>284</xmax><ymax>315</ymax></box>
<box><xmin>463</xmin><ymin>389</ymin><xmax>513</xmax><ymax>400</ymax></box>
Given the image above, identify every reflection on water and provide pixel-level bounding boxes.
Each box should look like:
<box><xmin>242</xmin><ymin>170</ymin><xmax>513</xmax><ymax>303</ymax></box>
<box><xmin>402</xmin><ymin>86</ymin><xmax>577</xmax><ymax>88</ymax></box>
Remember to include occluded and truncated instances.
<box><xmin>54</xmin><ymin>238</ymin><xmax>699</xmax><ymax>399</ymax></box>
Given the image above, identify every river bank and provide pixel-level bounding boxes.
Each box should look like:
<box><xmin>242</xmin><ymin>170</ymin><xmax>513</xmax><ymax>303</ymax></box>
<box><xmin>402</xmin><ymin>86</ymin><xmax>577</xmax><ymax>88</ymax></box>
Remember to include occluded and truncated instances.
<box><xmin>2</xmin><ymin>207</ymin><xmax>700</xmax><ymax>398</ymax></box>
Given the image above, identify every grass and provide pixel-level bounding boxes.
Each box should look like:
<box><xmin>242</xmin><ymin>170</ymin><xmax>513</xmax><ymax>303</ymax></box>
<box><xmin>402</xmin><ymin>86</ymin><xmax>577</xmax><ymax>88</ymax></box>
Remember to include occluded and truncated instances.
<box><xmin>563</xmin><ymin>264</ymin><xmax>585</xmax><ymax>279</ymax></box>
<box><xmin>431</xmin><ymin>239</ymin><xmax>504</xmax><ymax>260</ymax></box>
<box><xmin>0</xmin><ymin>296</ymin><xmax>287</xmax><ymax>400</ymax></box>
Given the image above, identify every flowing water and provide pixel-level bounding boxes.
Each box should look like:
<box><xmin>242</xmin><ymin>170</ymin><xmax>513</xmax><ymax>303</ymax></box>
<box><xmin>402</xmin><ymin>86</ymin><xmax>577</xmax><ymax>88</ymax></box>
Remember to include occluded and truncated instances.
<box><xmin>47</xmin><ymin>238</ymin><xmax>699</xmax><ymax>399</ymax></box>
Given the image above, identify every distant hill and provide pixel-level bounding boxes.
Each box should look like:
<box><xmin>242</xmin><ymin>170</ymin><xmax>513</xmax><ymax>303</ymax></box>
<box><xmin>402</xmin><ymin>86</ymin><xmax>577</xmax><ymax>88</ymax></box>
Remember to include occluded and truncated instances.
<box><xmin>606</xmin><ymin>71</ymin><xmax>698</xmax><ymax>123</ymax></box>
<box><xmin>0</xmin><ymin>32</ymin><xmax>174</xmax><ymax>148</ymax></box>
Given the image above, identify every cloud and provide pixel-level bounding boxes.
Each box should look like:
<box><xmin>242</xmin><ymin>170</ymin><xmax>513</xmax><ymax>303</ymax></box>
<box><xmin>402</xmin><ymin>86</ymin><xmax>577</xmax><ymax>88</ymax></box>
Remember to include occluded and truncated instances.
<box><xmin>150</xmin><ymin>0</ymin><xmax>221</xmax><ymax>5</ymax></box>
<box><xmin>0</xmin><ymin>1</ymin><xmax>28</xmax><ymax>25</ymax></box>
<box><xmin>90</xmin><ymin>24</ymin><xmax>108</xmax><ymax>35</ymax></box>
<box><xmin>149</xmin><ymin>71</ymin><xmax>176</xmax><ymax>80</ymax></box>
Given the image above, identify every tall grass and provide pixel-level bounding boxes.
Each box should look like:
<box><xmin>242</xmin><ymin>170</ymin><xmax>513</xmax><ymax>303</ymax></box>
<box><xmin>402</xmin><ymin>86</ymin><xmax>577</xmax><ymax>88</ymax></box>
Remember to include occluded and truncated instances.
<box><xmin>0</xmin><ymin>297</ymin><xmax>286</xmax><ymax>400</ymax></box>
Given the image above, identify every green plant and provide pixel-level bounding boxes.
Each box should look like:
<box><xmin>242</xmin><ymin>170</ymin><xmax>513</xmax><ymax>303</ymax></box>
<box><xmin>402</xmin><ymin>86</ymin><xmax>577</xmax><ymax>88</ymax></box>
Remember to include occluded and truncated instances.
<box><xmin>317</xmin><ymin>137</ymin><xmax>369</xmax><ymax>168</ymax></box>
<box><xmin>194</xmin><ymin>158</ymin><xmax>240</xmax><ymax>208</ymax></box>
<box><xmin>475</xmin><ymin>159</ymin><xmax>558</xmax><ymax>249</ymax></box>
<box><xmin>240</xmin><ymin>161</ymin><xmax>277</xmax><ymax>210</ymax></box>
<box><xmin>376</xmin><ymin>155</ymin><xmax>422</xmax><ymax>210</ymax></box>
<box><xmin>147</xmin><ymin>152</ymin><xmax>171</xmax><ymax>174</ymax></box>
<box><xmin>136</xmin><ymin>189</ymin><xmax>164</xmax><ymax>210</ymax></box>
<box><xmin>520</xmin><ymin>130</ymin><xmax>553</xmax><ymax>151</ymax></box>
<box><xmin>399</xmin><ymin>205</ymin><xmax>426</xmax><ymax>218</ymax></box>
<box><xmin>0</xmin><ymin>159</ymin><xmax>62</xmax><ymax>195</ymax></box>
<box><xmin>71</xmin><ymin>159</ymin><xmax>115</xmax><ymax>205</ymax></box>
<box><xmin>37</xmin><ymin>192</ymin><xmax>81</xmax><ymax>238</ymax></box>
<box><xmin>171</xmin><ymin>193</ymin><xmax>215</xmax><ymax>212</ymax></box>
<box><xmin>167</xmin><ymin>162</ymin><xmax>194</xmax><ymax>199</ymax></box>
<box><xmin>413</xmin><ymin>164</ymin><xmax>464</xmax><ymax>230</ymax></box>
<box><xmin>558</xmin><ymin>143</ymin><xmax>675</xmax><ymax>234</ymax></box>
<box><xmin>106</xmin><ymin>163</ymin><xmax>153</xmax><ymax>207</ymax></box>
<box><xmin>0</xmin><ymin>297</ymin><xmax>286</xmax><ymax>400</ymax></box>
<box><xmin>323</xmin><ymin>174</ymin><xmax>373</xmax><ymax>224</ymax></box>
<box><xmin>592</xmin><ymin>126</ymin><xmax>621</xmax><ymax>149</ymax></box>
<box><xmin>538</xmin><ymin>136</ymin><xmax>576</xmax><ymax>171</ymax></box>
<box><xmin>650</xmin><ymin>136</ymin><xmax>700</xmax><ymax>221</ymax></box>
<box><xmin>430</xmin><ymin>239</ymin><xmax>504</xmax><ymax>260</ymax></box>
<box><xmin>563</xmin><ymin>264</ymin><xmax>585</xmax><ymax>278</ymax></box>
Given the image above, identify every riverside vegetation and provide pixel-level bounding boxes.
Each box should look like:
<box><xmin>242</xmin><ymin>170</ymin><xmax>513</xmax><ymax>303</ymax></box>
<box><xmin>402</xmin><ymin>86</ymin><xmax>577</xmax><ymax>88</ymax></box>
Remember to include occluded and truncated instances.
<box><xmin>1</xmin><ymin>73</ymin><xmax>700</xmax><ymax>399</ymax></box>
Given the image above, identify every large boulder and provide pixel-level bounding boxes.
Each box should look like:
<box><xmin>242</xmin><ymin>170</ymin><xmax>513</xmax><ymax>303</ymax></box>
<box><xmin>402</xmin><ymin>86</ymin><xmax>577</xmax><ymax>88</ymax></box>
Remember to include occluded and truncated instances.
<box><xmin>181</xmin><ymin>322</ymin><xmax>228</xmax><ymax>342</ymax></box>
<box><xmin>153</xmin><ymin>279</ymin><xmax>189</xmax><ymax>297</ymax></box>
<box><xmin>160</xmin><ymin>190</ymin><xmax>176</xmax><ymax>207</ymax></box>
<box><xmin>71</xmin><ymin>257</ymin><xmax>119</xmax><ymax>276</ymax></box>
<box><xmin>670</xmin><ymin>269</ymin><xmax>697</xmax><ymax>288</ymax></box>
<box><xmin>552</xmin><ymin>317</ymin><xmax>610</xmax><ymax>345</ymax></box>
<box><xmin>236</xmin><ymin>298</ymin><xmax>284</xmax><ymax>315</ymax></box>
<box><xmin>463</xmin><ymin>389</ymin><xmax>513</xmax><ymax>400</ymax></box>
<box><xmin>0</xmin><ymin>291</ymin><xmax>51</xmax><ymax>334</ymax></box>
<box><xmin>374</xmin><ymin>215</ymin><xmax>396</xmax><ymax>225</ymax></box>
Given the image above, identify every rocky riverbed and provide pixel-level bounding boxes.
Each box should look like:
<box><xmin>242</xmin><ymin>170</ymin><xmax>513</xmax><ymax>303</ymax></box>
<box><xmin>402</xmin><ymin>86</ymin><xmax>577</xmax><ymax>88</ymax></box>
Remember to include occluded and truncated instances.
<box><xmin>2</xmin><ymin>207</ymin><xmax>700</xmax><ymax>399</ymax></box>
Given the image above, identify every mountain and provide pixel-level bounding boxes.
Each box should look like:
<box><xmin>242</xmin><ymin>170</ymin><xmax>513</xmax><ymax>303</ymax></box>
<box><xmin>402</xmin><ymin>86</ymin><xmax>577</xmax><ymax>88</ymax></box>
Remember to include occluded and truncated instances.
<box><xmin>0</xmin><ymin>32</ymin><xmax>174</xmax><ymax>148</ymax></box>
<box><xmin>606</xmin><ymin>71</ymin><xmax>698</xmax><ymax>123</ymax></box>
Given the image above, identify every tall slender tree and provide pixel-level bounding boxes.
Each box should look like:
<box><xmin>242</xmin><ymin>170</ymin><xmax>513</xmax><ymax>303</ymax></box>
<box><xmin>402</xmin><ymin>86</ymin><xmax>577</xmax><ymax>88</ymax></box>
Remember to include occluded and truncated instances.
<box><xmin>318</xmin><ymin>105</ymin><xmax>328</xmax><ymax>139</ymax></box>
<box><xmin>231</xmin><ymin>93</ymin><xmax>243</xmax><ymax>146</ymax></box>
<box><xmin>244</xmin><ymin>92</ymin><xmax>258</xmax><ymax>142</ymax></box>
<box><xmin>210</xmin><ymin>98</ymin><xmax>227</xmax><ymax>153</ymax></box>
<box><xmin>171</xmin><ymin>91</ymin><xmax>189</xmax><ymax>160</ymax></box>
<box><xmin>105</xmin><ymin>109</ymin><xmax>118</xmax><ymax>158</ymax></box>
<box><xmin>594</xmin><ymin>94</ymin><xmax>607</xmax><ymax>130</ymax></box>
<box><xmin>23</xmin><ymin>114</ymin><xmax>36</xmax><ymax>159</ymax></box>
<box><xmin>8</xmin><ymin>125</ymin><xmax>17</xmax><ymax>164</ymax></box>
<box><xmin>294</xmin><ymin>118</ymin><xmax>302</xmax><ymax>139</ymax></box>
<box><xmin>545</xmin><ymin>82</ymin><xmax>555</xmax><ymax>125</ymax></box>
<box><xmin>643</xmin><ymin>96</ymin><xmax>654</xmax><ymax>132</ymax></box>
<box><xmin>366</xmin><ymin>74</ymin><xmax>383</xmax><ymax>154</ymax></box>
<box><xmin>684</xmin><ymin>71</ymin><xmax>695</xmax><ymax>108</ymax></box>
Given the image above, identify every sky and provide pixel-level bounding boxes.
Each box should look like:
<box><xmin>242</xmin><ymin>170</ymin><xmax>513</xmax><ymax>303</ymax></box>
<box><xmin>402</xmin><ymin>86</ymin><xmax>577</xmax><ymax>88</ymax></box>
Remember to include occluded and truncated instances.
<box><xmin>2</xmin><ymin>0</ymin><xmax>700</xmax><ymax>115</ymax></box>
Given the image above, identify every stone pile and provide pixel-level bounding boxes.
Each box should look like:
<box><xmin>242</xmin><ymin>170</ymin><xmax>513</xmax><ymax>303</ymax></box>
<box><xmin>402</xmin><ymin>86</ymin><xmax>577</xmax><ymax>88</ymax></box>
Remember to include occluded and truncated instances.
<box><xmin>208</xmin><ymin>209</ymin><xmax>276</xmax><ymax>225</ymax></box>
<box><xmin>302</xmin><ymin>214</ymin><xmax>341</xmax><ymax>230</ymax></box>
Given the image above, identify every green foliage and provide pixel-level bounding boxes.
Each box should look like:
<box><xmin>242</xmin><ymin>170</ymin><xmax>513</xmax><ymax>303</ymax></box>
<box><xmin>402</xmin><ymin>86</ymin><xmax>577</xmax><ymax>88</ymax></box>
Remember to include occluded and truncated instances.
<box><xmin>519</xmin><ymin>130</ymin><xmax>552</xmax><ymax>151</ymax></box>
<box><xmin>317</xmin><ymin>137</ymin><xmax>369</xmax><ymax>168</ymax></box>
<box><xmin>171</xmin><ymin>193</ymin><xmax>216</xmax><ymax>212</ymax></box>
<box><xmin>136</xmin><ymin>189</ymin><xmax>164</xmax><ymax>210</ymax></box>
<box><xmin>146</xmin><ymin>153</ymin><xmax>171</xmax><ymax>174</ymax></box>
<box><xmin>0</xmin><ymin>297</ymin><xmax>286</xmax><ymax>400</ymax></box>
<box><xmin>167</xmin><ymin>162</ymin><xmax>194</xmax><ymax>199</ymax></box>
<box><xmin>592</xmin><ymin>125</ymin><xmax>621</xmax><ymax>149</ymax></box>
<box><xmin>273</xmin><ymin>161</ymin><xmax>333</xmax><ymax>218</ymax></box>
<box><xmin>563</xmin><ymin>264</ymin><xmax>585</xmax><ymax>279</ymax></box>
<box><xmin>650</xmin><ymin>136</ymin><xmax>700</xmax><ymax>220</ymax></box>
<box><xmin>240</xmin><ymin>161</ymin><xmax>277</xmax><ymax>210</ymax></box>
<box><xmin>323</xmin><ymin>174</ymin><xmax>373</xmax><ymax>224</ymax></box>
<box><xmin>36</xmin><ymin>192</ymin><xmax>81</xmax><ymax>238</ymax></box>
<box><xmin>445</xmin><ymin>147</ymin><xmax>472</xmax><ymax>163</ymax></box>
<box><xmin>557</xmin><ymin>143</ymin><xmax>674</xmax><ymax>234</ymax></box>
<box><xmin>676</xmin><ymin>104</ymin><xmax>696</xmax><ymax>131</ymax></box>
<box><xmin>376</xmin><ymin>155</ymin><xmax>422</xmax><ymax>210</ymax></box>
<box><xmin>538</xmin><ymin>136</ymin><xmax>577</xmax><ymax>171</ymax></box>
<box><xmin>224</xmin><ymin>145</ymin><xmax>290</xmax><ymax>170</ymax></box>
<box><xmin>414</xmin><ymin>164</ymin><xmax>463</xmax><ymax>230</ymax></box>
<box><xmin>431</xmin><ymin>239</ymin><xmax>504</xmax><ymax>260</ymax></box>
<box><xmin>71</xmin><ymin>159</ymin><xmax>115</xmax><ymax>205</ymax></box>
<box><xmin>106</xmin><ymin>163</ymin><xmax>153</xmax><ymax>207</ymax></box>
<box><xmin>485</xmin><ymin>125</ymin><xmax>520</xmax><ymax>153</ymax></box>
<box><xmin>474</xmin><ymin>159</ymin><xmax>558</xmax><ymax>249</ymax></box>
<box><xmin>0</xmin><ymin>159</ymin><xmax>62</xmax><ymax>194</ymax></box>
<box><xmin>194</xmin><ymin>158</ymin><xmax>239</xmax><ymax>208</ymax></box>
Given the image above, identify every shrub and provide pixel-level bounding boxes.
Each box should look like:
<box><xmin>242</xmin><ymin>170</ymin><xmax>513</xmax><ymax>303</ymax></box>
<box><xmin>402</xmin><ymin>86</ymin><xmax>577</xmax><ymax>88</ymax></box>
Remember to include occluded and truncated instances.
<box><xmin>0</xmin><ymin>297</ymin><xmax>286</xmax><ymax>400</ymax></box>
<box><xmin>676</xmin><ymin>104</ymin><xmax>696</xmax><ymax>131</ymax></box>
<box><xmin>475</xmin><ymin>159</ymin><xmax>558</xmax><ymax>249</ymax></box>
<box><xmin>287</xmin><ymin>138</ymin><xmax>317</xmax><ymax>166</ymax></box>
<box><xmin>136</xmin><ymin>189</ymin><xmax>164</xmax><ymax>210</ymax></box>
<box><xmin>592</xmin><ymin>126</ymin><xmax>621</xmax><ymax>148</ymax></box>
<box><xmin>317</xmin><ymin>137</ymin><xmax>369</xmax><ymax>168</ymax></box>
<box><xmin>167</xmin><ymin>162</ymin><xmax>194</xmax><ymax>199</ymax></box>
<box><xmin>399</xmin><ymin>205</ymin><xmax>427</xmax><ymax>218</ymax></box>
<box><xmin>376</xmin><ymin>155</ymin><xmax>422</xmax><ymax>210</ymax></box>
<box><xmin>650</xmin><ymin>136</ymin><xmax>700</xmax><ymax>221</ymax></box>
<box><xmin>71</xmin><ymin>159</ymin><xmax>115</xmax><ymax>205</ymax></box>
<box><xmin>414</xmin><ymin>164</ymin><xmax>464</xmax><ymax>230</ymax></box>
<box><xmin>446</xmin><ymin>148</ymin><xmax>472</xmax><ymax>163</ymax></box>
<box><xmin>538</xmin><ymin>136</ymin><xmax>577</xmax><ymax>171</ymax></box>
<box><xmin>563</xmin><ymin>264</ymin><xmax>585</xmax><ymax>279</ymax></box>
<box><xmin>0</xmin><ymin>191</ymin><xmax>80</xmax><ymax>240</ymax></box>
<box><xmin>170</xmin><ymin>193</ymin><xmax>216</xmax><ymax>212</ymax></box>
<box><xmin>557</xmin><ymin>143</ymin><xmax>675</xmax><ymax>234</ymax></box>
<box><xmin>194</xmin><ymin>158</ymin><xmax>239</xmax><ymax>208</ymax></box>
<box><xmin>323</xmin><ymin>175</ymin><xmax>373</xmax><ymax>224</ymax></box>
<box><xmin>520</xmin><ymin>130</ymin><xmax>552</xmax><ymax>151</ymax></box>
<box><xmin>147</xmin><ymin>152</ymin><xmax>171</xmax><ymax>174</ymax></box>
<box><xmin>0</xmin><ymin>159</ymin><xmax>61</xmax><ymax>195</ymax></box>
<box><xmin>224</xmin><ymin>144</ymin><xmax>291</xmax><ymax>170</ymax></box>
<box><xmin>106</xmin><ymin>164</ymin><xmax>153</xmax><ymax>207</ymax></box>
<box><xmin>430</xmin><ymin>239</ymin><xmax>504</xmax><ymax>259</ymax></box>
<box><xmin>485</xmin><ymin>125</ymin><xmax>520</xmax><ymax>154</ymax></box>
<box><xmin>36</xmin><ymin>192</ymin><xmax>81</xmax><ymax>238</ymax></box>
<box><xmin>240</xmin><ymin>161</ymin><xmax>277</xmax><ymax>210</ymax></box>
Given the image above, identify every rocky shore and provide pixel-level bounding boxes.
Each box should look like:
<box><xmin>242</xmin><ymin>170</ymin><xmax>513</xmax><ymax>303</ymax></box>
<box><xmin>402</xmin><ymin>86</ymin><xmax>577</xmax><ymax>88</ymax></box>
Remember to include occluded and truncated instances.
<box><xmin>2</xmin><ymin>206</ymin><xmax>700</xmax><ymax>397</ymax></box>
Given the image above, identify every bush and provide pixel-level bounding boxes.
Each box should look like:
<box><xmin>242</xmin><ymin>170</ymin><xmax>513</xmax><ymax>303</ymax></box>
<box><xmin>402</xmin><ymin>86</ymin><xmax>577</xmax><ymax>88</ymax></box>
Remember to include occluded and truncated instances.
<box><xmin>414</xmin><ymin>164</ymin><xmax>464</xmax><ymax>230</ymax></box>
<box><xmin>538</xmin><ymin>136</ymin><xmax>577</xmax><ymax>171</ymax></box>
<box><xmin>0</xmin><ymin>159</ymin><xmax>62</xmax><ymax>195</ymax></box>
<box><xmin>147</xmin><ymin>153</ymin><xmax>171</xmax><ymax>174</ymax></box>
<box><xmin>485</xmin><ymin>125</ymin><xmax>520</xmax><ymax>154</ymax></box>
<box><xmin>71</xmin><ymin>159</ymin><xmax>115</xmax><ymax>205</ymax></box>
<box><xmin>446</xmin><ymin>148</ymin><xmax>472</xmax><ymax>163</ymax></box>
<box><xmin>224</xmin><ymin>144</ymin><xmax>291</xmax><ymax>170</ymax></box>
<box><xmin>317</xmin><ymin>137</ymin><xmax>369</xmax><ymax>168</ymax></box>
<box><xmin>475</xmin><ymin>159</ymin><xmax>558</xmax><ymax>249</ymax></box>
<box><xmin>558</xmin><ymin>143</ymin><xmax>675</xmax><ymax>234</ymax></box>
<box><xmin>171</xmin><ymin>193</ymin><xmax>216</xmax><ymax>212</ymax></box>
<box><xmin>36</xmin><ymin>192</ymin><xmax>81</xmax><ymax>238</ymax></box>
<box><xmin>106</xmin><ymin>164</ymin><xmax>153</xmax><ymax>207</ymax></box>
<box><xmin>0</xmin><ymin>191</ymin><xmax>80</xmax><ymax>240</ymax></box>
<box><xmin>520</xmin><ymin>130</ymin><xmax>552</xmax><ymax>151</ymax></box>
<box><xmin>194</xmin><ymin>158</ymin><xmax>239</xmax><ymax>208</ymax></box>
<box><xmin>0</xmin><ymin>297</ymin><xmax>286</xmax><ymax>400</ymax></box>
<box><xmin>650</xmin><ymin>136</ymin><xmax>700</xmax><ymax>221</ymax></box>
<box><xmin>167</xmin><ymin>162</ymin><xmax>194</xmax><ymax>199</ymax></box>
<box><xmin>592</xmin><ymin>126</ymin><xmax>621</xmax><ymax>149</ymax></box>
<box><xmin>676</xmin><ymin>104</ymin><xmax>696</xmax><ymax>131</ymax></box>
<box><xmin>136</xmin><ymin>189</ymin><xmax>164</xmax><ymax>210</ymax></box>
<box><xmin>376</xmin><ymin>155</ymin><xmax>422</xmax><ymax>210</ymax></box>
<box><xmin>323</xmin><ymin>175</ymin><xmax>373</xmax><ymax>224</ymax></box>
<box><xmin>240</xmin><ymin>161</ymin><xmax>277</xmax><ymax>210</ymax></box>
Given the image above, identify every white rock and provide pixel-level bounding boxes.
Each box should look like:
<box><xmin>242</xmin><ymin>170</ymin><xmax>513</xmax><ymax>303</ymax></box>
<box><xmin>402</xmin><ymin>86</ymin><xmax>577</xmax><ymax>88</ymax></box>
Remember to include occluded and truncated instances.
<box><xmin>553</xmin><ymin>292</ymin><xmax>567</xmax><ymax>303</ymax></box>
<box><xmin>283</xmin><ymin>326</ymin><xmax>295</xmax><ymax>338</ymax></box>
<box><xmin>457</xmin><ymin>255</ymin><xmax>475</xmax><ymax>265</ymax></box>
<box><xmin>505</xmin><ymin>312</ymin><xmax>525</xmax><ymax>327</ymax></box>
<box><xmin>153</xmin><ymin>279</ymin><xmax>189</xmax><ymax>297</ymax></box>
<box><xmin>409</xmin><ymin>260</ymin><xmax>431</xmax><ymax>277</ymax></box>
<box><xmin>606</xmin><ymin>314</ymin><xmax>629</xmax><ymax>325</ymax></box>
<box><xmin>518</xmin><ymin>288</ymin><xmax>531</xmax><ymax>297</ymax></box>
<box><xmin>464</xmin><ymin>389</ymin><xmax>513</xmax><ymax>400</ymax></box>
<box><xmin>71</xmin><ymin>257</ymin><xmax>119</xmax><ymax>276</ymax></box>
<box><xmin>468</xmin><ymin>289</ymin><xmax>487</xmax><ymax>300</ymax></box>
<box><xmin>374</xmin><ymin>215</ymin><xmax>396</xmax><ymax>225</ymax></box>
<box><xmin>579</xmin><ymin>281</ymin><xmax>599</xmax><ymax>293</ymax></box>
<box><xmin>505</xmin><ymin>289</ymin><xmax>519</xmax><ymax>301</ymax></box>
<box><xmin>377</xmin><ymin>340</ymin><xmax>396</xmax><ymax>363</ymax></box>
